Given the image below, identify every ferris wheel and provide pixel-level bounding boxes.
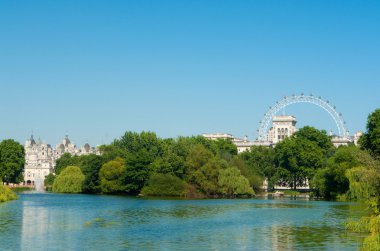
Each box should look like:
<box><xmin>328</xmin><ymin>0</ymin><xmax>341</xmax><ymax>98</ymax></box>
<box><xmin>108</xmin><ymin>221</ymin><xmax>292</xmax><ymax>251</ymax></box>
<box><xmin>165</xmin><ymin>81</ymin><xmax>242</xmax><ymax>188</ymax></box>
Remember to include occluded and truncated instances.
<box><xmin>256</xmin><ymin>93</ymin><xmax>350</xmax><ymax>141</ymax></box>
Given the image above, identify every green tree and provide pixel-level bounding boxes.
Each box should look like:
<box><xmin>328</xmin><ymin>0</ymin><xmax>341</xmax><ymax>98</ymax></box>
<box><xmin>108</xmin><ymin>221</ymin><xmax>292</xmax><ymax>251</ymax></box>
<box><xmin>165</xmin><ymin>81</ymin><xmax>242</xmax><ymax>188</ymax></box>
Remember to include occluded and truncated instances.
<box><xmin>311</xmin><ymin>145</ymin><xmax>378</xmax><ymax>198</ymax></box>
<box><xmin>0</xmin><ymin>139</ymin><xmax>25</xmax><ymax>184</ymax></box>
<box><xmin>193</xmin><ymin>158</ymin><xmax>228</xmax><ymax>196</ymax></box>
<box><xmin>230</xmin><ymin>157</ymin><xmax>263</xmax><ymax>192</ymax></box>
<box><xmin>44</xmin><ymin>173</ymin><xmax>55</xmax><ymax>191</ymax></box>
<box><xmin>218</xmin><ymin>167</ymin><xmax>254</xmax><ymax>196</ymax></box>
<box><xmin>52</xmin><ymin>166</ymin><xmax>85</xmax><ymax>193</ymax></box>
<box><xmin>185</xmin><ymin>144</ymin><xmax>213</xmax><ymax>180</ymax></box>
<box><xmin>360</xmin><ymin>109</ymin><xmax>380</xmax><ymax>158</ymax></box>
<box><xmin>78</xmin><ymin>154</ymin><xmax>104</xmax><ymax>193</ymax></box>
<box><xmin>141</xmin><ymin>173</ymin><xmax>186</xmax><ymax>197</ymax></box>
<box><xmin>275</xmin><ymin>129</ymin><xmax>325</xmax><ymax>189</ymax></box>
<box><xmin>238</xmin><ymin>146</ymin><xmax>276</xmax><ymax>189</ymax></box>
<box><xmin>54</xmin><ymin>153</ymin><xmax>78</xmax><ymax>175</ymax></box>
<box><xmin>294</xmin><ymin>126</ymin><xmax>334</xmax><ymax>155</ymax></box>
<box><xmin>124</xmin><ymin>149</ymin><xmax>154</xmax><ymax>193</ymax></box>
<box><xmin>99</xmin><ymin>158</ymin><xmax>126</xmax><ymax>193</ymax></box>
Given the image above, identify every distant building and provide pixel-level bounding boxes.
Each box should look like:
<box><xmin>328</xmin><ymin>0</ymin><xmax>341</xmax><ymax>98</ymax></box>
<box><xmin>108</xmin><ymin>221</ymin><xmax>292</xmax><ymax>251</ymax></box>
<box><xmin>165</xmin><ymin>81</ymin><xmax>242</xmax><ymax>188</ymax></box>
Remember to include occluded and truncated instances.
<box><xmin>24</xmin><ymin>134</ymin><xmax>98</xmax><ymax>185</ymax></box>
<box><xmin>202</xmin><ymin>133</ymin><xmax>254</xmax><ymax>153</ymax></box>
<box><xmin>24</xmin><ymin>135</ymin><xmax>55</xmax><ymax>185</ymax></box>
<box><xmin>267</xmin><ymin>116</ymin><xmax>297</xmax><ymax>144</ymax></box>
<box><xmin>353</xmin><ymin>131</ymin><xmax>363</xmax><ymax>146</ymax></box>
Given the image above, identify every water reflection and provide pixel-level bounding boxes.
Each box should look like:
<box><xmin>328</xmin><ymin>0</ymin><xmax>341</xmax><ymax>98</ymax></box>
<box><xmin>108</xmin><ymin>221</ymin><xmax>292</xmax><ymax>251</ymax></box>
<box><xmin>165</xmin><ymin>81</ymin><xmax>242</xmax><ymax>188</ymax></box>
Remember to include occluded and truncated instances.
<box><xmin>0</xmin><ymin>194</ymin><xmax>366</xmax><ymax>250</ymax></box>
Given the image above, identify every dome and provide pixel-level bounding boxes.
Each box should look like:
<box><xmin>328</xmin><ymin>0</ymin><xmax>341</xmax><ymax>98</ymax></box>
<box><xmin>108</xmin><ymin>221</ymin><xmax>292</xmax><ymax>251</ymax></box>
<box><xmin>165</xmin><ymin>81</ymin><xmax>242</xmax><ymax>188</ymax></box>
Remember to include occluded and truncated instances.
<box><xmin>63</xmin><ymin>134</ymin><xmax>71</xmax><ymax>147</ymax></box>
<box><xmin>84</xmin><ymin>143</ymin><xmax>90</xmax><ymax>152</ymax></box>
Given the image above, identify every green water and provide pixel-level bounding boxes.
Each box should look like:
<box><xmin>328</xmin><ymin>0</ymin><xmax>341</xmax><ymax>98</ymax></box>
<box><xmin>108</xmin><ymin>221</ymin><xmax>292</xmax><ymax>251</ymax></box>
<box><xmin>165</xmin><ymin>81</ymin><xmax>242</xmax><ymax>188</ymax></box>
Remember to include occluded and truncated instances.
<box><xmin>0</xmin><ymin>193</ymin><xmax>365</xmax><ymax>250</ymax></box>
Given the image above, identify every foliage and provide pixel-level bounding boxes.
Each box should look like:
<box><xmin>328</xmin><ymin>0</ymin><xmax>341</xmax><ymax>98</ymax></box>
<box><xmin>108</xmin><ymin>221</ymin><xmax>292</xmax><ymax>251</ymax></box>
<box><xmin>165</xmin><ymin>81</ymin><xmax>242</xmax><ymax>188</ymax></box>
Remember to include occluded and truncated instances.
<box><xmin>275</xmin><ymin>132</ymin><xmax>324</xmax><ymax>189</ymax></box>
<box><xmin>54</xmin><ymin>153</ymin><xmax>78</xmax><ymax>175</ymax></box>
<box><xmin>0</xmin><ymin>185</ymin><xmax>17</xmax><ymax>202</ymax></box>
<box><xmin>238</xmin><ymin>146</ymin><xmax>275</xmax><ymax>189</ymax></box>
<box><xmin>229</xmin><ymin>157</ymin><xmax>263</xmax><ymax>192</ymax></box>
<box><xmin>346</xmin><ymin>166</ymin><xmax>380</xmax><ymax>203</ymax></box>
<box><xmin>78</xmin><ymin>154</ymin><xmax>104</xmax><ymax>193</ymax></box>
<box><xmin>0</xmin><ymin>139</ymin><xmax>25</xmax><ymax>184</ymax></box>
<box><xmin>311</xmin><ymin>145</ymin><xmax>377</xmax><ymax>199</ymax></box>
<box><xmin>99</xmin><ymin>158</ymin><xmax>126</xmax><ymax>193</ymax></box>
<box><xmin>44</xmin><ymin>173</ymin><xmax>55</xmax><ymax>191</ymax></box>
<box><xmin>141</xmin><ymin>173</ymin><xmax>187</xmax><ymax>197</ymax></box>
<box><xmin>360</xmin><ymin>109</ymin><xmax>380</xmax><ymax>158</ymax></box>
<box><xmin>52</xmin><ymin>166</ymin><xmax>85</xmax><ymax>193</ymax></box>
<box><xmin>124</xmin><ymin>149</ymin><xmax>154</xmax><ymax>193</ymax></box>
<box><xmin>218</xmin><ymin>167</ymin><xmax>254</xmax><ymax>196</ymax></box>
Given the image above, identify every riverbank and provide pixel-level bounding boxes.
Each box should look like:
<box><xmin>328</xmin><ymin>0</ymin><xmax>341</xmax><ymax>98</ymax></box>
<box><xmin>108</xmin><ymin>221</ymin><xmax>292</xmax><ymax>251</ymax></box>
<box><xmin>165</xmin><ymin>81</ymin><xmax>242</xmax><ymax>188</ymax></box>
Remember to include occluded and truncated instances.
<box><xmin>0</xmin><ymin>185</ymin><xmax>17</xmax><ymax>203</ymax></box>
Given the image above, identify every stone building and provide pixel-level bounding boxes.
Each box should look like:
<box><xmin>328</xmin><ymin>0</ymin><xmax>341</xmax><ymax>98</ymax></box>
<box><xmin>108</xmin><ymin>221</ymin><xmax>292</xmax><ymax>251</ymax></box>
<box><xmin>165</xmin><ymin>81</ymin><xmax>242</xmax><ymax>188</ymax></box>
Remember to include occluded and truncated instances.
<box><xmin>24</xmin><ymin>134</ymin><xmax>98</xmax><ymax>185</ymax></box>
<box><xmin>267</xmin><ymin>116</ymin><xmax>297</xmax><ymax>144</ymax></box>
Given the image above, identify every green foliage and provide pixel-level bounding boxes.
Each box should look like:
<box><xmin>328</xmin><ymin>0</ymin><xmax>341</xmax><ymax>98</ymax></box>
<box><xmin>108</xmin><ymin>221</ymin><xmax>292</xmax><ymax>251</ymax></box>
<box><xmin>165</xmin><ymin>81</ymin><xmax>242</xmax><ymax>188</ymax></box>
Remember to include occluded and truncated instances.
<box><xmin>99</xmin><ymin>158</ymin><xmax>126</xmax><ymax>193</ymax></box>
<box><xmin>78</xmin><ymin>154</ymin><xmax>104</xmax><ymax>193</ymax></box>
<box><xmin>238</xmin><ymin>146</ymin><xmax>275</xmax><ymax>189</ymax></box>
<box><xmin>0</xmin><ymin>139</ymin><xmax>25</xmax><ymax>184</ymax></box>
<box><xmin>52</xmin><ymin>166</ymin><xmax>85</xmax><ymax>193</ymax></box>
<box><xmin>275</xmin><ymin>131</ymin><xmax>325</xmax><ymax>189</ymax></box>
<box><xmin>360</xmin><ymin>109</ymin><xmax>380</xmax><ymax>158</ymax></box>
<box><xmin>0</xmin><ymin>185</ymin><xmax>17</xmax><ymax>202</ymax></box>
<box><xmin>311</xmin><ymin>145</ymin><xmax>376</xmax><ymax>199</ymax></box>
<box><xmin>346</xmin><ymin>166</ymin><xmax>380</xmax><ymax>202</ymax></box>
<box><xmin>218</xmin><ymin>167</ymin><xmax>254</xmax><ymax>196</ymax></box>
<box><xmin>124</xmin><ymin>149</ymin><xmax>154</xmax><ymax>193</ymax></box>
<box><xmin>141</xmin><ymin>173</ymin><xmax>186</xmax><ymax>197</ymax></box>
<box><xmin>44</xmin><ymin>173</ymin><xmax>55</xmax><ymax>191</ymax></box>
<box><xmin>230</xmin><ymin>157</ymin><xmax>263</xmax><ymax>192</ymax></box>
<box><xmin>54</xmin><ymin>153</ymin><xmax>78</xmax><ymax>175</ymax></box>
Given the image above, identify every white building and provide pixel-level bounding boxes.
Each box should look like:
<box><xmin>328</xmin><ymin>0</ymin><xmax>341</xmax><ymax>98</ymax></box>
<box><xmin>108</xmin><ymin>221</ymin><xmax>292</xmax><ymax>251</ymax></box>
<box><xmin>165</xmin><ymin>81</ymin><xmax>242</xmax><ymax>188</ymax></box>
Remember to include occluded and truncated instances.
<box><xmin>24</xmin><ymin>134</ymin><xmax>98</xmax><ymax>185</ymax></box>
<box><xmin>24</xmin><ymin>135</ymin><xmax>55</xmax><ymax>185</ymax></box>
<box><xmin>267</xmin><ymin>116</ymin><xmax>297</xmax><ymax>144</ymax></box>
<box><xmin>202</xmin><ymin>133</ymin><xmax>255</xmax><ymax>153</ymax></box>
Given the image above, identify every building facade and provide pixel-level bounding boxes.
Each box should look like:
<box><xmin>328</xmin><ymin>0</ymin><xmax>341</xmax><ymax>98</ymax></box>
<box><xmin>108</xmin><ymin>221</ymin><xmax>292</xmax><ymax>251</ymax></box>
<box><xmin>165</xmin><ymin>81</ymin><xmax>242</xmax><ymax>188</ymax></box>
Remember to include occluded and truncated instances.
<box><xmin>267</xmin><ymin>116</ymin><xmax>297</xmax><ymax>144</ymax></box>
<box><xmin>24</xmin><ymin>135</ymin><xmax>98</xmax><ymax>184</ymax></box>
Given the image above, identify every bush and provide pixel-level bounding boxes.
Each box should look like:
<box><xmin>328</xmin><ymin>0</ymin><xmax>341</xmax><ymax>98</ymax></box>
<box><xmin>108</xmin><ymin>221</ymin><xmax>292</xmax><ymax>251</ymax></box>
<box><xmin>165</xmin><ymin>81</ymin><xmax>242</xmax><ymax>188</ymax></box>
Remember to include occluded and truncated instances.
<box><xmin>141</xmin><ymin>173</ymin><xmax>186</xmax><ymax>197</ymax></box>
<box><xmin>52</xmin><ymin>166</ymin><xmax>85</xmax><ymax>193</ymax></box>
<box><xmin>99</xmin><ymin>158</ymin><xmax>126</xmax><ymax>193</ymax></box>
<box><xmin>0</xmin><ymin>185</ymin><xmax>17</xmax><ymax>202</ymax></box>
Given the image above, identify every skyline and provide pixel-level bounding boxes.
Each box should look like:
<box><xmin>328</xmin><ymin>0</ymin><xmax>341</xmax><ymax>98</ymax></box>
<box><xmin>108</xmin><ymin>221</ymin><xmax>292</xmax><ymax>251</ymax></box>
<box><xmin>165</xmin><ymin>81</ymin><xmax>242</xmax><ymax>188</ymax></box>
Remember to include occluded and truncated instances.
<box><xmin>1</xmin><ymin>1</ymin><xmax>379</xmax><ymax>146</ymax></box>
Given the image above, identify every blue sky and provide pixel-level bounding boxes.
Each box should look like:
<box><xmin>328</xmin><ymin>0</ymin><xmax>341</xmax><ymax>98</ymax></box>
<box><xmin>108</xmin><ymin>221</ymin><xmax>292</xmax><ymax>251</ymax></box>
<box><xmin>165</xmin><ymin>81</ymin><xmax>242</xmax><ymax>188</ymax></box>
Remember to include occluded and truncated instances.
<box><xmin>0</xmin><ymin>0</ymin><xmax>379</xmax><ymax>146</ymax></box>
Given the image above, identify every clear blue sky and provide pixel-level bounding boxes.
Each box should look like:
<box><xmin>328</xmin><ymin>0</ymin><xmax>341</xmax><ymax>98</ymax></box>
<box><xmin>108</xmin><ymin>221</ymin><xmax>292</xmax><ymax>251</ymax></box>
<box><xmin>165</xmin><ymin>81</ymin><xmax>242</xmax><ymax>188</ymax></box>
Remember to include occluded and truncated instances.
<box><xmin>0</xmin><ymin>0</ymin><xmax>379</xmax><ymax>146</ymax></box>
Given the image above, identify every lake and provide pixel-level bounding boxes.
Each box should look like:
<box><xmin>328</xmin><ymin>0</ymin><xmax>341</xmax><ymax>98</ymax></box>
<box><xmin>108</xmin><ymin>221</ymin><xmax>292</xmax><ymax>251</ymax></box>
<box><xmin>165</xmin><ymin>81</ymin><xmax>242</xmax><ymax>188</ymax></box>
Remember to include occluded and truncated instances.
<box><xmin>0</xmin><ymin>193</ymin><xmax>364</xmax><ymax>250</ymax></box>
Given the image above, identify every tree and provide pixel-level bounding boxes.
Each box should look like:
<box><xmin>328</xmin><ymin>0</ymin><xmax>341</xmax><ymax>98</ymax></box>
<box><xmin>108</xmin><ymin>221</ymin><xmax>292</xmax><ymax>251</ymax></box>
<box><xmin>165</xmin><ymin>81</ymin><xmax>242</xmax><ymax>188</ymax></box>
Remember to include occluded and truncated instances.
<box><xmin>0</xmin><ymin>139</ymin><xmax>25</xmax><ymax>184</ymax></box>
<box><xmin>99</xmin><ymin>158</ymin><xmax>126</xmax><ymax>193</ymax></box>
<box><xmin>275</xmin><ymin>129</ymin><xmax>325</xmax><ymax>190</ymax></box>
<box><xmin>360</xmin><ymin>109</ymin><xmax>380</xmax><ymax>158</ymax></box>
<box><xmin>44</xmin><ymin>173</ymin><xmax>55</xmax><ymax>191</ymax></box>
<box><xmin>238</xmin><ymin>146</ymin><xmax>276</xmax><ymax>189</ymax></box>
<box><xmin>294</xmin><ymin>126</ymin><xmax>334</xmax><ymax>155</ymax></box>
<box><xmin>54</xmin><ymin>153</ymin><xmax>78</xmax><ymax>175</ymax></box>
<box><xmin>193</xmin><ymin>158</ymin><xmax>228</xmax><ymax>196</ymax></box>
<box><xmin>78</xmin><ymin>154</ymin><xmax>104</xmax><ymax>193</ymax></box>
<box><xmin>185</xmin><ymin>144</ymin><xmax>213</xmax><ymax>180</ymax></box>
<box><xmin>218</xmin><ymin>167</ymin><xmax>254</xmax><ymax>196</ymax></box>
<box><xmin>52</xmin><ymin>166</ymin><xmax>85</xmax><ymax>193</ymax></box>
<box><xmin>141</xmin><ymin>173</ymin><xmax>186</xmax><ymax>197</ymax></box>
<box><xmin>230</xmin><ymin>157</ymin><xmax>263</xmax><ymax>192</ymax></box>
<box><xmin>311</xmin><ymin>145</ymin><xmax>379</xmax><ymax>199</ymax></box>
<box><xmin>124</xmin><ymin>149</ymin><xmax>154</xmax><ymax>194</ymax></box>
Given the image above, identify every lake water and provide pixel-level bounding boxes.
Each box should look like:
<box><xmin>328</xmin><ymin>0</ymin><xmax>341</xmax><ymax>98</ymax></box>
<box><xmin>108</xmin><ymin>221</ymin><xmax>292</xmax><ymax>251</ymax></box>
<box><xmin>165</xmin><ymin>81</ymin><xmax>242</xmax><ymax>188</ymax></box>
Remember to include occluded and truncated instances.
<box><xmin>0</xmin><ymin>193</ymin><xmax>364</xmax><ymax>251</ymax></box>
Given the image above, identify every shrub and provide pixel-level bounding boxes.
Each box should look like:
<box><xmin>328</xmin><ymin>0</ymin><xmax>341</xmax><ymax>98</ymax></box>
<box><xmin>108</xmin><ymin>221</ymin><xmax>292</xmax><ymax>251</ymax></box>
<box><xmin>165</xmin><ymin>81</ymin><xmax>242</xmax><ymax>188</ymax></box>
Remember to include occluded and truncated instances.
<box><xmin>141</xmin><ymin>173</ymin><xmax>186</xmax><ymax>197</ymax></box>
<box><xmin>52</xmin><ymin>166</ymin><xmax>85</xmax><ymax>193</ymax></box>
<box><xmin>0</xmin><ymin>185</ymin><xmax>17</xmax><ymax>202</ymax></box>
